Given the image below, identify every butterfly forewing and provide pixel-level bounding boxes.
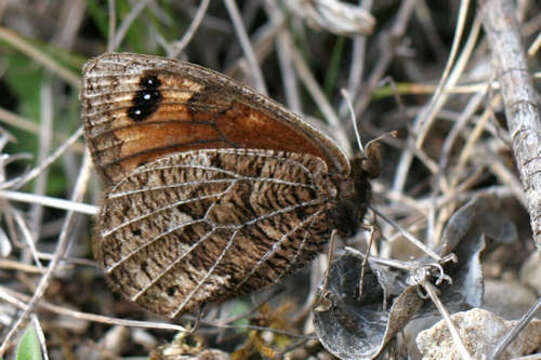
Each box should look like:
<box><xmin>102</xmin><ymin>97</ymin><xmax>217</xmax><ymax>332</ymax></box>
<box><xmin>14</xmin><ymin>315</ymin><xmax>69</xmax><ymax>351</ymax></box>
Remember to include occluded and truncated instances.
<box><xmin>97</xmin><ymin>149</ymin><xmax>338</xmax><ymax>318</ymax></box>
<box><xmin>81</xmin><ymin>53</ymin><xmax>349</xmax><ymax>185</ymax></box>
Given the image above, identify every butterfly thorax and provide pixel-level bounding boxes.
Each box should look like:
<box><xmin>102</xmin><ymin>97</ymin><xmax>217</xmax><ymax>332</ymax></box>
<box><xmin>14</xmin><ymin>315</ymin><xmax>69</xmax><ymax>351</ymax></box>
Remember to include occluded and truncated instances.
<box><xmin>326</xmin><ymin>156</ymin><xmax>372</xmax><ymax>237</ymax></box>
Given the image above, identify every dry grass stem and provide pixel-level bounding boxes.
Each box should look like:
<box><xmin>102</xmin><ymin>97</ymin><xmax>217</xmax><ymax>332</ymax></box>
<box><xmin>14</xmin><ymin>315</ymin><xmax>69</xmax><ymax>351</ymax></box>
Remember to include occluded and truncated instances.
<box><xmin>0</xmin><ymin>27</ymin><xmax>80</xmax><ymax>88</ymax></box>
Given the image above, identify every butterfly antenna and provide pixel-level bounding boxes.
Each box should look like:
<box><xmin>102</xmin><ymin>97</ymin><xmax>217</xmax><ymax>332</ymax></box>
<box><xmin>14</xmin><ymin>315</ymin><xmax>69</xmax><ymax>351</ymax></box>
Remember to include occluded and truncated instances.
<box><xmin>365</xmin><ymin>131</ymin><xmax>397</xmax><ymax>150</ymax></box>
<box><xmin>340</xmin><ymin>89</ymin><xmax>365</xmax><ymax>156</ymax></box>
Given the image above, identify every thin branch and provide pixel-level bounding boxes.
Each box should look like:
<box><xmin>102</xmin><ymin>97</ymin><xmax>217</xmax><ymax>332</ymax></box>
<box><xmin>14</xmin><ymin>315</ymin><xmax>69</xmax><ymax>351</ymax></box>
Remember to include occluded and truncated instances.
<box><xmin>490</xmin><ymin>297</ymin><xmax>541</xmax><ymax>359</ymax></box>
<box><xmin>111</xmin><ymin>0</ymin><xmax>152</xmax><ymax>50</ymax></box>
<box><xmin>107</xmin><ymin>0</ymin><xmax>116</xmax><ymax>52</ymax></box>
<box><xmin>0</xmin><ymin>151</ymin><xmax>92</xmax><ymax>356</ymax></box>
<box><xmin>169</xmin><ymin>0</ymin><xmax>211</xmax><ymax>58</ymax></box>
<box><xmin>479</xmin><ymin>0</ymin><xmax>541</xmax><ymax>248</ymax></box>
<box><xmin>414</xmin><ymin>0</ymin><xmax>473</xmax><ymax>148</ymax></box>
<box><xmin>223</xmin><ymin>0</ymin><xmax>268</xmax><ymax>95</ymax></box>
<box><xmin>0</xmin><ymin>107</ymin><xmax>84</xmax><ymax>152</ymax></box>
<box><xmin>0</xmin><ymin>190</ymin><xmax>98</xmax><ymax>215</ymax></box>
<box><xmin>0</xmin><ymin>27</ymin><xmax>80</xmax><ymax>88</ymax></box>
<box><xmin>420</xmin><ymin>281</ymin><xmax>473</xmax><ymax>360</ymax></box>
<box><xmin>0</xmin><ymin>285</ymin><xmax>187</xmax><ymax>333</ymax></box>
<box><xmin>0</xmin><ymin>127</ymin><xmax>83</xmax><ymax>191</ymax></box>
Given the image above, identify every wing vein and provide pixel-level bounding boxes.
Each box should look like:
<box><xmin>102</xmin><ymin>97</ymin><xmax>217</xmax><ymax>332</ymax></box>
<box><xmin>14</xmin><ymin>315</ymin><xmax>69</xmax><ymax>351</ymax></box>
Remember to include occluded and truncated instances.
<box><xmin>170</xmin><ymin>229</ymin><xmax>240</xmax><ymax>318</ymax></box>
<box><xmin>130</xmin><ymin>228</ymin><xmax>217</xmax><ymax>301</ymax></box>
<box><xmin>104</xmin><ymin>182</ymin><xmax>238</xmax><ymax>272</ymax></box>
<box><xmin>233</xmin><ymin>207</ymin><xmax>327</xmax><ymax>291</ymax></box>
<box><xmin>102</xmin><ymin>188</ymin><xmax>231</xmax><ymax>237</ymax></box>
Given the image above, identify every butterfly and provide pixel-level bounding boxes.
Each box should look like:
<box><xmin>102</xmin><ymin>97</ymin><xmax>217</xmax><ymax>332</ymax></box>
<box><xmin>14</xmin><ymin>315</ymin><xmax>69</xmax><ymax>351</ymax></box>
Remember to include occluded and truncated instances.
<box><xmin>81</xmin><ymin>52</ymin><xmax>376</xmax><ymax>319</ymax></box>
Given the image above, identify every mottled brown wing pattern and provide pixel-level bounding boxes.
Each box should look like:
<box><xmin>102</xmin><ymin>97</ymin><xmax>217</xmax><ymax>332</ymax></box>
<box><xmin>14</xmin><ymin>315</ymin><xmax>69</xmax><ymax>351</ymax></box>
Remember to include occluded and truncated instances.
<box><xmin>96</xmin><ymin>149</ymin><xmax>338</xmax><ymax>318</ymax></box>
<box><xmin>81</xmin><ymin>53</ymin><xmax>349</xmax><ymax>186</ymax></box>
<box><xmin>82</xmin><ymin>53</ymin><xmax>371</xmax><ymax>319</ymax></box>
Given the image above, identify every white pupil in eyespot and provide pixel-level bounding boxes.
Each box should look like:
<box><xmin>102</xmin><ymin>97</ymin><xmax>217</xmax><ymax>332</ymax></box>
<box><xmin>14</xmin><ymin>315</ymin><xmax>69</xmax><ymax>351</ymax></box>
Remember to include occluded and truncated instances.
<box><xmin>144</xmin><ymin>93</ymin><xmax>151</xmax><ymax>100</ymax></box>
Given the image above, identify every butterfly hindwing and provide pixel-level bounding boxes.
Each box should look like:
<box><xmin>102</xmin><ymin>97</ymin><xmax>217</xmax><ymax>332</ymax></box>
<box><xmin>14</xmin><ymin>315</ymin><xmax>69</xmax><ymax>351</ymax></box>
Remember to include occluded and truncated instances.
<box><xmin>96</xmin><ymin>149</ymin><xmax>337</xmax><ymax>318</ymax></box>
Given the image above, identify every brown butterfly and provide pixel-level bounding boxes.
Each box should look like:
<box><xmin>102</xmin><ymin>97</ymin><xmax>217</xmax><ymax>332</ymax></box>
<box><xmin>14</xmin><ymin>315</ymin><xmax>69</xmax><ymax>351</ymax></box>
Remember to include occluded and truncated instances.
<box><xmin>81</xmin><ymin>52</ymin><xmax>376</xmax><ymax>319</ymax></box>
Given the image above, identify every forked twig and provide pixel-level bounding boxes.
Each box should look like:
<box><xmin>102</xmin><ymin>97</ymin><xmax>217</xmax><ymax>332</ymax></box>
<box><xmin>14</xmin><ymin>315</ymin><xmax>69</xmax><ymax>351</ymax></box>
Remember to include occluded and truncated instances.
<box><xmin>0</xmin><ymin>127</ymin><xmax>83</xmax><ymax>191</ymax></box>
<box><xmin>169</xmin><ymin>0</ymin><xmax>211</xmax><ymax>58</ymax></box>
<box><xmin>110</xmin><ymin>0</ymin><xmax>152</xmax><ymax>50</ymax></box>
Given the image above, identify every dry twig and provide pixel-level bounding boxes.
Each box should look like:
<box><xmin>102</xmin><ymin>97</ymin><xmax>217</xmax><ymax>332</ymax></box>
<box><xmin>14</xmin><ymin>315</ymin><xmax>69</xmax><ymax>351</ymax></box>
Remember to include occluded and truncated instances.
<box><xmin>479</xmin><ymin>0</ymin><xmax>541</xmax><ymax>249</ymax></box>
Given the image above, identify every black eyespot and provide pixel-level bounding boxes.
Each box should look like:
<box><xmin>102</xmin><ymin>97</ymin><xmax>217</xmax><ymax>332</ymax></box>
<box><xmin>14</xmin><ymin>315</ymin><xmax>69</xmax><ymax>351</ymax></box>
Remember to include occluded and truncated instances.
<box><xmin>127</xmin><ymin>75</ymin><xmax>163</xmax><ymax>121</ymax></box>
<box><xmin>167</xmin><ymin>286</ymin><xmax>176</xmax><ymax>297</ymax></box>
<box><xmin>141</xmin><ymin>75</ymin><xmax>160</xmax><ymax>89</ymax></box>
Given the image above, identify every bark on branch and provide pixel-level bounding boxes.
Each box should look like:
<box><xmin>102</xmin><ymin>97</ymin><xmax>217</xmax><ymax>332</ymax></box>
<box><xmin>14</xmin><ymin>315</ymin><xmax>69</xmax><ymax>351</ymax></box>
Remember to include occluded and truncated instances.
<box><xmin>479</xmin><ymin>0</ymin><xmax>541</xmax><ymax>249</ymax></box>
